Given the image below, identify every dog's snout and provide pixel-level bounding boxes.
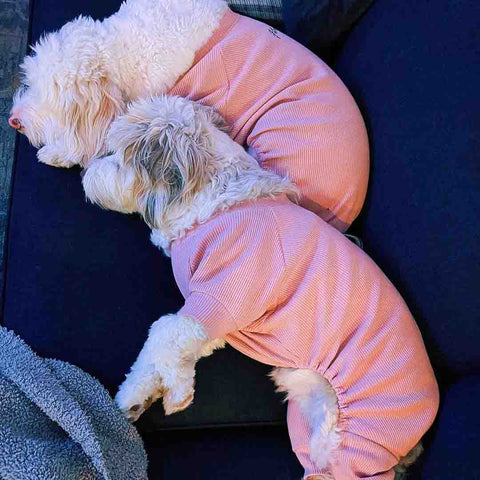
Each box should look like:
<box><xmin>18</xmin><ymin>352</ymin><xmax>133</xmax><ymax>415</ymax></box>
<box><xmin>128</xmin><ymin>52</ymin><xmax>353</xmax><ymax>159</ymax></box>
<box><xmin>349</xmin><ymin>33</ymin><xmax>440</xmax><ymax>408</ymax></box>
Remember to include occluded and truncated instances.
<box><xmin>8</xmin><ymin>116</ymin><xmax>22</xmax><ymax>130</ymax></box>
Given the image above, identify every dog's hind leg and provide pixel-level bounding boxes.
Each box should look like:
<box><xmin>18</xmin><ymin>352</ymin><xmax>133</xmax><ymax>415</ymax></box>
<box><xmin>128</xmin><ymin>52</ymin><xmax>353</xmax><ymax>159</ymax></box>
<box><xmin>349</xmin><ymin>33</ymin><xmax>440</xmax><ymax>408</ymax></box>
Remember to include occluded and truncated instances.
<box><xmin>271</xmin><ymin>368</ymin><xmax>340</xmax><ymax>478</ymax></box>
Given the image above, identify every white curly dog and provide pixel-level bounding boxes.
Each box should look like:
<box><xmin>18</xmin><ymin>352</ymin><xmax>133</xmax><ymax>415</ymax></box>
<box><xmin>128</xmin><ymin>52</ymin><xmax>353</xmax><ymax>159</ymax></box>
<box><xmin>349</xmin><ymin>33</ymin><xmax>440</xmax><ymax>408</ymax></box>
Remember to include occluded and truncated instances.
<box><xmin>9</xmin><ymin>0</ymin><xmax>228</xmax><ymax>167</ymax></box>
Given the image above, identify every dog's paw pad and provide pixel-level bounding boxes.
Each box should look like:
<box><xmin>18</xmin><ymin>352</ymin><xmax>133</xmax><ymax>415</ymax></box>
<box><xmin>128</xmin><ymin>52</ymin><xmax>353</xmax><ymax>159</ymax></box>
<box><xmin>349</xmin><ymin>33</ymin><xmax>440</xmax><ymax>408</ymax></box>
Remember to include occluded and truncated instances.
<box><xmin>124</xmin><ymin>405</ymin><xmax>145</xmax><ymax>423</ymax></box>
<box><xmin>123</xmin><ymin>396</ymin><xmax>154</xmax><ymax>423</ymax></box>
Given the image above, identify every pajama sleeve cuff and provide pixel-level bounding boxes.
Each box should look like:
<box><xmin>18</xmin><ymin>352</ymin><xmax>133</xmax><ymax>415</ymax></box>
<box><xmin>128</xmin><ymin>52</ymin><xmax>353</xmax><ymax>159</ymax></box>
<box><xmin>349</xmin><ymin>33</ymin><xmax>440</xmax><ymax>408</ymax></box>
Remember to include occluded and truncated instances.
<box><xmin>178</xmin><ymin>292</ymin><xmax>238</xmax><ymax>339</ymax></box>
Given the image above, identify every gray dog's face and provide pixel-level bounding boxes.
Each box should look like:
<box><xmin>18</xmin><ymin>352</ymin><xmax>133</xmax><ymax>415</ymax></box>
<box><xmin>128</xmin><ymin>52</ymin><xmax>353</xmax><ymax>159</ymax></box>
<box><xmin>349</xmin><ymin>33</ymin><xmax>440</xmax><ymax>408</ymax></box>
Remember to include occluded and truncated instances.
<box><xmin>82</xmin><ymin>95</ymin><xmax>229</xmax><ymax>227</ymax></box>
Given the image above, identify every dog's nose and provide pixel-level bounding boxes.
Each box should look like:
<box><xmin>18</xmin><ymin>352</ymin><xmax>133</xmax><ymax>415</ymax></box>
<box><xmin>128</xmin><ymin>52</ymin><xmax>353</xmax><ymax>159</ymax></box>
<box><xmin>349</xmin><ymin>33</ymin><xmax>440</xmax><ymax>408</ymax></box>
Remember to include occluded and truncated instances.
<box><xmin>8</xmin><ymin>116</ymin><xmax>22</xmax><ymax>130</ymax></box>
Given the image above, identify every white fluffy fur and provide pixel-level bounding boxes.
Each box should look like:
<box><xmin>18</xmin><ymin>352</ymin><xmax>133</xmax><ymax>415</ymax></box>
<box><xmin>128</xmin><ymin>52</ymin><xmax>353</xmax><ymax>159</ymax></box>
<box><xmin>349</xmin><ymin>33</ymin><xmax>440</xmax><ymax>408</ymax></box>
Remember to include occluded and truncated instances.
<box><xmin>271</xmin><ymin>368</ymin><xmax>341</xmax><ymax>473</ymax></box>
<box><xmin>115</xmin><ymin>313</ymin><xmax>225</xmax><ymax>421</ymax></box>
<box><xmin>11</xmin><ymin>0</ymin><xmax>227</xmax><ymax>166</ymax></box>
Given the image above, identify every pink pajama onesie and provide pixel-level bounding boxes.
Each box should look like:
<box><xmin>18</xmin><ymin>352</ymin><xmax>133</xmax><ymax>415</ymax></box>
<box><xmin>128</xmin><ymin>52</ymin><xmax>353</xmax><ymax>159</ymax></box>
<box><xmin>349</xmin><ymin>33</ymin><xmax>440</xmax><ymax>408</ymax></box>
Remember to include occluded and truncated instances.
<box><xmin>173</xmin><ymin>195</ymin><xmax>439</xmax><ymax>479</ymax></box>
<box><xmin>168</xmin><ymin>8</ymin><xmax>369</xmax><ymax>232</ymax></box>
<box><xmin>168</xmin><ymin>8</ymin><xmax>409</xmax><ymax>478</ymax></box>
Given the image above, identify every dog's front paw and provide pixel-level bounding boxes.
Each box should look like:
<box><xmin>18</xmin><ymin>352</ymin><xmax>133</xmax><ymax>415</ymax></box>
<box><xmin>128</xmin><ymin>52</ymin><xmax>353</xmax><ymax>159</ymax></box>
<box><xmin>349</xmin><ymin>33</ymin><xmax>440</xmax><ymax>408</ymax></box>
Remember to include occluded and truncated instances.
<box><xmin>120</xmin><ymin>390</ymin><xmax>165</xmax><ymax>423</ymax></box>
<box><xmin>121</xmin><ymin>400</ymin><xmax>147</xmax><ymax>423</ymax></box>
<box><xmin>115</xmin><ymin>363</ymin><xmax>195</xmax><ymax>420</ymax></box>
<box><xmin>162</xmin><ymin>381</ymin><xmax>195</xmax><ymax>415</ymax></box>
<box><xmin>37</xmin><ymin>144</ymin><xmax>77</xmax><ymax>168</ymax></box>
<box><xmin>115</xmin><ymin>367</ymin><xmax>165</xmax><ymax>422</ymax></box>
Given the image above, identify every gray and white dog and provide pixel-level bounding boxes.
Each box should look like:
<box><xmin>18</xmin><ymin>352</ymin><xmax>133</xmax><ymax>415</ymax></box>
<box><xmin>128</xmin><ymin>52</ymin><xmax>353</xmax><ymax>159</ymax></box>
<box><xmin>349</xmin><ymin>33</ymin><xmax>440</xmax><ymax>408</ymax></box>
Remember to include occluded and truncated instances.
<box><xmin>82</xmin><ymin>95</ymin><xmax>436</xmax><ymax>480</ymax></box>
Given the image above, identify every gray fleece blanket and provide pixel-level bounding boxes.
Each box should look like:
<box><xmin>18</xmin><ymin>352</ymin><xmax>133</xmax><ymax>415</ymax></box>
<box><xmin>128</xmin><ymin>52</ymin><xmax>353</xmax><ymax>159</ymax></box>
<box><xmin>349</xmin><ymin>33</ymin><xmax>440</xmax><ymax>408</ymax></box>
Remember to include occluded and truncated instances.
<box><xmin>0</xmin><ymin>327</ymin><xmax>148</xmax><ymax>480</ymax></box>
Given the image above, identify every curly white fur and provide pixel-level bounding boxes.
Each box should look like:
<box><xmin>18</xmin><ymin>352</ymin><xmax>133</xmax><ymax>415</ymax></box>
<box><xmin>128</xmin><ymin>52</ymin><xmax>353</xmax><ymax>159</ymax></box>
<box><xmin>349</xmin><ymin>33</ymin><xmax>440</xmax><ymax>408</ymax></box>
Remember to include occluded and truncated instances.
<box><xmin>11</xmin><ymin>0</ymin><xmax>227</xmax><ymax>166</ymax></box>
<box><xmin>271</xmin><ymin>368</ymin><xmax>341</xmax><ymax>473</ymax></box>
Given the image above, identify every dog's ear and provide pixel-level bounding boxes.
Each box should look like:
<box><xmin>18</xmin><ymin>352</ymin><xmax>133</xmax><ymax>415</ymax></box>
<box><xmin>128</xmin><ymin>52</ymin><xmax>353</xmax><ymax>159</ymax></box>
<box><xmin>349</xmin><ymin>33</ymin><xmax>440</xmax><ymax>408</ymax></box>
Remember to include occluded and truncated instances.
<box><xmin>127</xmin><ymin>104</ymin><xmax>215</xmax><ymax>228</ymax></box>
<box><xmin>61</xmin><ymin>76</ymin><xmax>125</xmax><ymax>165</ymax></box>
<box><xmin>192</xmin><ymin>102</ymin><xmax>230</xmax><ymax>134</ymax></box>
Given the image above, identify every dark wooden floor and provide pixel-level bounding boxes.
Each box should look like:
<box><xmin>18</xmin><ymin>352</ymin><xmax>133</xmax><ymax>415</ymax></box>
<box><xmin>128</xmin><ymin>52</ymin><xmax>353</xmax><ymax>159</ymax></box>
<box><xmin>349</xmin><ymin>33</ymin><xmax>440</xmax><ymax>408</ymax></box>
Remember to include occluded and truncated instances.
<box><xmin>0</xmin><ymin>0</ymin><xmax>29</xmax><ymax>302</ymax></box>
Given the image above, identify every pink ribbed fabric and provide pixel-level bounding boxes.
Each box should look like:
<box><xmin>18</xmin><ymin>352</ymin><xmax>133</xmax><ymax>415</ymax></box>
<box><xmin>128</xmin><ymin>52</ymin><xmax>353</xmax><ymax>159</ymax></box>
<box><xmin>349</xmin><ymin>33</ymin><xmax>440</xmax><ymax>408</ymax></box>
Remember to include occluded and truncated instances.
<box><xmin>168</xmin><ymin>8</ymin><xmax>369</xmax><ymax>231</ymax></box>
<box><xmin>173</xmin><ymin>195</ymin><xmax>439</xmax><ymax>479</ymax></box>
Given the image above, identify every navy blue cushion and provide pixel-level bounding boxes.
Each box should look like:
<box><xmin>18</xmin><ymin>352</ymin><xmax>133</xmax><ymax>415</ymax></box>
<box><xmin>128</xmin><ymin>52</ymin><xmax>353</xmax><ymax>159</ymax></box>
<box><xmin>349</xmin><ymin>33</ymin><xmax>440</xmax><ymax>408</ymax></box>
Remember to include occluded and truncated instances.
<box><xmin>334</xmin><ymin>0</ymin><xmax>480</xmax><ymax>377</ymax></box>
<box><xmin>4</xmin><ymin>0</ymin><xmax>478</xmax><ymax>466</ymax></box>
<box><xmin>420</xmin><ymin>376</ymin><xmax>480</xmax><ymax>479</ymax></box>
<box><xmin>401</xmin><ymin>376</ymin><xmax>480</xmax><ymax>480</ymax></box>
<box><xmin>144</xmin><ymin>425</ymin><xmax>303</xmax><ymax>479</ymax></box>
